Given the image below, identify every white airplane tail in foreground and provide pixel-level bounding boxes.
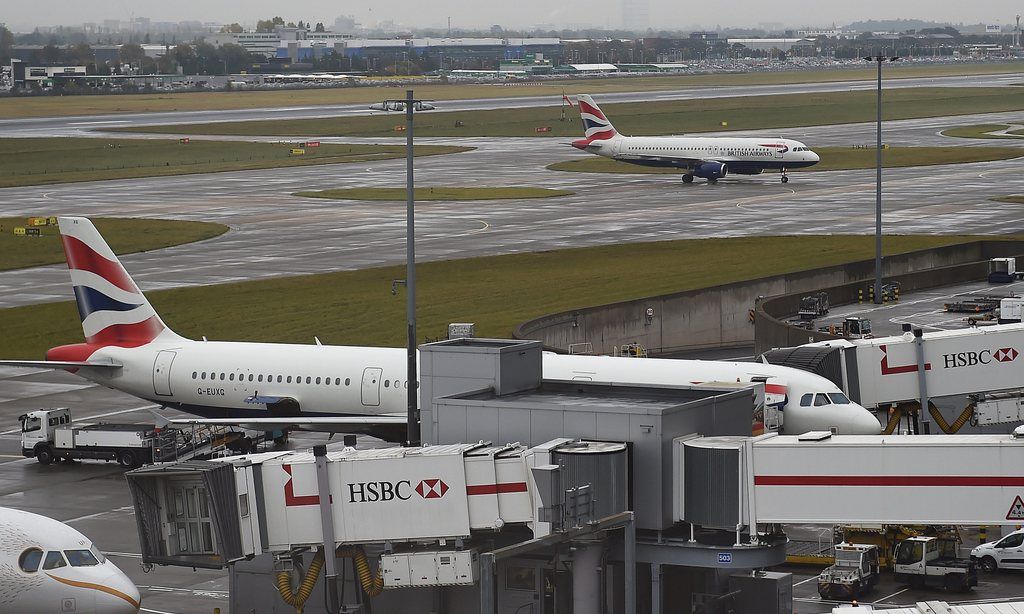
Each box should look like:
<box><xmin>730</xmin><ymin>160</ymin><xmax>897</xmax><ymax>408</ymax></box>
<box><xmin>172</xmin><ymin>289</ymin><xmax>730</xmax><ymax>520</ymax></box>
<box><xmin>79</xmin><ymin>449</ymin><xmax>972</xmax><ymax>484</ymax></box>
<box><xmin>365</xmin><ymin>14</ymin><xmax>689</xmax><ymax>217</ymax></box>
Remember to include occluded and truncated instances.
<box><xmin>571</xmin><ymin>94</ymin><xmax>819</xmax><ymax>184</ymax></box>
<box><xmin>0</xmin><ymin>217</ymin><xmax>879</xmax><ymax>438</ymax></box>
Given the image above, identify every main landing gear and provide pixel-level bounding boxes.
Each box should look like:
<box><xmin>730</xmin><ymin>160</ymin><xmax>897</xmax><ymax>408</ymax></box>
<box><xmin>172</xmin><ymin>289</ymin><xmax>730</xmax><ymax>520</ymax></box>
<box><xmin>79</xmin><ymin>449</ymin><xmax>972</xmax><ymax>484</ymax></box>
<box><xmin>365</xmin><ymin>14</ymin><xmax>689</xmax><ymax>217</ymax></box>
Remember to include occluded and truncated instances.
<box><xmin>781</xmin><ymin>168</ymin><xmax>789</xmax><ymax>184</ymax></box>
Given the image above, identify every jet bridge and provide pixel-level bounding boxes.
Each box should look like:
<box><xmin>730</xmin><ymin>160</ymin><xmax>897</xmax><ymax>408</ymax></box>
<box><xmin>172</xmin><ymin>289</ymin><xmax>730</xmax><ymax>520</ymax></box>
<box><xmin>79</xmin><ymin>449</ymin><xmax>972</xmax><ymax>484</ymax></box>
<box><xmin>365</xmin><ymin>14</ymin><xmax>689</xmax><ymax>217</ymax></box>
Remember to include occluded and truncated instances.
<box><xmin>680</xmin><ymin>429</ymin><xmax>1024</xmax><ymax>529</ymax></box>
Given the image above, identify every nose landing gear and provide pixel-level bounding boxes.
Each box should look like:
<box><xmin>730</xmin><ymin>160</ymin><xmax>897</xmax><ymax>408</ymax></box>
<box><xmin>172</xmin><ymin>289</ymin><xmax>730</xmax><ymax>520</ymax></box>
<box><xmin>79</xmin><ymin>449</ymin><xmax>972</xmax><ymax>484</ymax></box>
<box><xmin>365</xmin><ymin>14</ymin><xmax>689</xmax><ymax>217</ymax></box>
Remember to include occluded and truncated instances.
<box><xmin>781</xmin><ymin>168</ymin><xmax>789</xmax><ymax>184</ymax></box>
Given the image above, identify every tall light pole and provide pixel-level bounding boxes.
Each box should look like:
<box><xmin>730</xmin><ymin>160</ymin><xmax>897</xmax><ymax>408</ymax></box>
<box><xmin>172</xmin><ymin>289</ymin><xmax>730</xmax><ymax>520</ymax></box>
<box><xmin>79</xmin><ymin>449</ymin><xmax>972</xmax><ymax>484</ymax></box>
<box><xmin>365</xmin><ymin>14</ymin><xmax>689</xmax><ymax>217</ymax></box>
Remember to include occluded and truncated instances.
<box><xmin>865</xmin><ymin>55</ymin><xmax>899</xmax><ymax>304</ymax></box>
<box><xmin>369</xmin><ymin>91</ymin><xmax>434</xmax><ymax>446</ymax></box>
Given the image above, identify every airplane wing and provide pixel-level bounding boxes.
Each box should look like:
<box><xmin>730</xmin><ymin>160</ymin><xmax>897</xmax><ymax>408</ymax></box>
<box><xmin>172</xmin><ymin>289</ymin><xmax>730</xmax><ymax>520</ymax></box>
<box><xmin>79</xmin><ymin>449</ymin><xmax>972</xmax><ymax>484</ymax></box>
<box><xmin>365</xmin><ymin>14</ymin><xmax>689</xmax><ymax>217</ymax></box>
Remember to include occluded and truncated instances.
<box><xmin>0</xmin><ymin>359</ymin><xmax>122</xmax><ymax>370</ymax></box>
<box><xmin>163</xmin><ymin>416</ymin><xmax>407</xmax><ymax>434</ymax></box>
<box><xmin>617</xmin><ymin>152</ymin><xmax>711</xmax><ymax>168</ymax></box>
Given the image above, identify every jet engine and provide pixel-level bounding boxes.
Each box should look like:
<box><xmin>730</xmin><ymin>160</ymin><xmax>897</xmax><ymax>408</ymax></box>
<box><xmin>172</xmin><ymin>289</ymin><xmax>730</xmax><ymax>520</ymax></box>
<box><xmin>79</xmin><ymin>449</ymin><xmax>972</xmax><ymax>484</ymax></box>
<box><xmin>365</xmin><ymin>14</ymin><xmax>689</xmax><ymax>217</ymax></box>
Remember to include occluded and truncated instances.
<box><xmin>693</xmin><ymin>161</ymin><xmax>728</xmax><ymax>179</ymax></box>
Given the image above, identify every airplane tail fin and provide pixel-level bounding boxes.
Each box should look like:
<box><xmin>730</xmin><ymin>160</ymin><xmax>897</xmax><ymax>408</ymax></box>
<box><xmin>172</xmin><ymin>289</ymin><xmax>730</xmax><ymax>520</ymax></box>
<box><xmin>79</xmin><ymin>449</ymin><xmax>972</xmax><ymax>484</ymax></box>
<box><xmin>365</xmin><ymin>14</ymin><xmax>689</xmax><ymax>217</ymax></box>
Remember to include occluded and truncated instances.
<box><xmin>575</xmin><ymin>94</ymin><xmax>619</xmax><ymax>143</ymax></box>
<box><xmin>58</xmin><ymin>217</ymin><xmax>183</xmax><ymax>347</ymax></box>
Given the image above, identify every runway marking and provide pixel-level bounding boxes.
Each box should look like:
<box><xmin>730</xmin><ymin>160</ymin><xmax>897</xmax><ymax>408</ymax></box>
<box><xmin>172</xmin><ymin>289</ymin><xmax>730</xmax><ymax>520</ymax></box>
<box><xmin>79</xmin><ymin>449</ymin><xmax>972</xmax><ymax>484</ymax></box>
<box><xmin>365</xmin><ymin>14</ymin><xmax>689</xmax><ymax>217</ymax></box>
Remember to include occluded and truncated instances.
<box><xmin>876</xmin><ymin>587</ymin><xmax>909</xmax><ymax>603</ymax></box>
<box><xmin>64</xmin><ymin>505</ymin><xmax>135</xmax><ymax>524</ymax></box>
<box><xmin>0</xmin><ymin>404</ymin><xmax>157</xmax><ymax>435</ymax></box>
<box><xmin>793</xmin><ymin>575</ymin><xmax>819</xmax><ymax>586</ymax></box>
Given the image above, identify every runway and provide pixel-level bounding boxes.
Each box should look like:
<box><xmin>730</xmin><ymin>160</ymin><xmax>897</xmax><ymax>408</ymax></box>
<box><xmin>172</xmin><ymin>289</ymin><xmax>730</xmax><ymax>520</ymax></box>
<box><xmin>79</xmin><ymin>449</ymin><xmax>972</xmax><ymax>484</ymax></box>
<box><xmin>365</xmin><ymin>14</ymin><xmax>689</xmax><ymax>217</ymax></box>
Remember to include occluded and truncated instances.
<box><xmin>1</xmin><ymin>108</ymin><xmax>1023</xmax><ymax>310</ymax></box>
<box><xmin>0</xmin><ymin>71</ymin><xmax>1020</xmax><ymax>138</ymax></box>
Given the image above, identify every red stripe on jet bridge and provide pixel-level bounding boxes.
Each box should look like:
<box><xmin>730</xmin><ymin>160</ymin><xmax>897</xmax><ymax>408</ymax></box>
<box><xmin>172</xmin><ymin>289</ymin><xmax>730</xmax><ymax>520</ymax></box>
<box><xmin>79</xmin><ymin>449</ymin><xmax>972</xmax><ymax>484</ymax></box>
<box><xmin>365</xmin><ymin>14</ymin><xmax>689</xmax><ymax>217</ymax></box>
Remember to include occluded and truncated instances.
<box><xmin>87</xmin><ymin>315</ymin><xmax>164</xmax><ymax>346</ymax></box>
<box><xmin>61</xmin><ymin>235</ymin><xmax>138</xmax><ymax>293</ymax></box>
<box><xmin>466</xmin><ymin>482</ymin><xmax>529</xmax><ymax>495</ymax></box>
<box><xmin>754</xmin><ymin>475</ymin><xmax>1024</xmax><ymax>487</ymax></box>
<box><xmin>577</xmin><ymin>100</ymin><xmax>607</xmax><ymax>120</ymax></box>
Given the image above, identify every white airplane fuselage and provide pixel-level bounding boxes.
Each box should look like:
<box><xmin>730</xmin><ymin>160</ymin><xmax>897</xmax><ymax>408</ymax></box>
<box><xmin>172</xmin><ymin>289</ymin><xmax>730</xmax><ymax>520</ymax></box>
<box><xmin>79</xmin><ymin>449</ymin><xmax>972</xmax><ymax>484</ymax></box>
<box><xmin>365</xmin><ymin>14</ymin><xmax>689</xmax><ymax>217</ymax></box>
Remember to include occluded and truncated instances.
<box><xmin>581</xmin><ymin>135</ymin><xmax>821</xmax><ymax>175</ymax></box>
<box><xmin>0</xmin><ymin>507</ymin><xmax>140</xmax><ymax>614</ymax></box>
<box><xmin>78</xmin><ymin>338</ymin><xmax>880</xmax><ymax>435</ymax></box>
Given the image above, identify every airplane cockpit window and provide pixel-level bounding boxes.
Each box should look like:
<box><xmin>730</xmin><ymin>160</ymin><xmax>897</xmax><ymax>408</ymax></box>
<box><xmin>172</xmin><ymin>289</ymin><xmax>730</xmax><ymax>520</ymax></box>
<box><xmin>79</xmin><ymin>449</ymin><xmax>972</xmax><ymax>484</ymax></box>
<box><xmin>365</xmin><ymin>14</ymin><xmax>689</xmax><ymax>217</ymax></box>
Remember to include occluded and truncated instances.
<box><xmin>89</xmin><ymin>544</ymin><xmax>106</xmax><ymax>564</ymax></box>
<box><xmin>64</xmin><ymin>549</ymin><xmax>100</xmax><ymax>567</ymax></box>
<box><xmin>42</xmin><ymin>551</ymin><xmax>67</xmax><ymax>570</ymax></box>
<box><xmin>813</xmin><ymin>394</ymin><xmax>830</xmax><ymax>406</ymax></box>
<box><xmin>800</xmin><ymin>393</ymin><xmax>813</xmax><ymax>407</ymax></box>
<box><xmin>828</xmin><ymin>393</ymin><xmax>851</xmax><ymax>404</ymax></box>
<box><xmin>18</xmin><ymin>548</ymin><xmax>42</xmax><ymax>572</ymax></box>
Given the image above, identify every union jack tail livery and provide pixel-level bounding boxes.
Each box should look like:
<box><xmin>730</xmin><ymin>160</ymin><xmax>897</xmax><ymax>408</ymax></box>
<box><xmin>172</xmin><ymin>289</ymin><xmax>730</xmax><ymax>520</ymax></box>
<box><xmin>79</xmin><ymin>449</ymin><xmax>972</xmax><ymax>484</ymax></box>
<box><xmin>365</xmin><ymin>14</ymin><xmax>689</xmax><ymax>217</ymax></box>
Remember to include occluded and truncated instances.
<box><xmin>572</xmin><ymin>94</ymin><xmax>619</xmax><ymax>149</ymax></box>
<box><xmin>58</xmin><ymin>217</ymin><xmax>182</xmax><ymax>349</ymax></box>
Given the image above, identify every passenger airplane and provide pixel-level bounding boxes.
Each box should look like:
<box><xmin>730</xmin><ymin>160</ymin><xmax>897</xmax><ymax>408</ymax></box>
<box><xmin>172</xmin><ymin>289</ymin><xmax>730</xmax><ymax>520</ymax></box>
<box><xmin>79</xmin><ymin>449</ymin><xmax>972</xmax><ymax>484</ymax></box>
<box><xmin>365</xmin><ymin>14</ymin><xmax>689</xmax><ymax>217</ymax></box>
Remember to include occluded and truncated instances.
<box><xmin>0</xmin><ymin>506</ymin><xmax>140</xmax><ymax>613</ymax></box>
<box><xmin>571</xmin><ymin>94</ymin><xmax>820</xmax><ymax>184</ymax></box>
<box><xmin>0</xmin><ymin>217</ymin><xmax>879</xmax><ymax>443</ymax></box>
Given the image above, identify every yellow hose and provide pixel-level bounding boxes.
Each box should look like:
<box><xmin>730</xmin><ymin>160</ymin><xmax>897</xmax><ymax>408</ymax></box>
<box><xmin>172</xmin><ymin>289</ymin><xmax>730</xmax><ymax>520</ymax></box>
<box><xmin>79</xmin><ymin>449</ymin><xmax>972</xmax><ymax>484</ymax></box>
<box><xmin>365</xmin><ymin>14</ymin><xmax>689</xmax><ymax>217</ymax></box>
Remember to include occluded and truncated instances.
<box><xmin>881</xmin><ymin>402</ymin><xmax>975</xmax><ymax>435</ymax></box>
<box><xmin>275</xmin><ymin>548</ymin><xmax>325</xmax><ymax>614</ymax></box>
<box><xmin>338</xmin><ymin>547</ymin><xmax>385</xmax><ymax>597</ymax></box>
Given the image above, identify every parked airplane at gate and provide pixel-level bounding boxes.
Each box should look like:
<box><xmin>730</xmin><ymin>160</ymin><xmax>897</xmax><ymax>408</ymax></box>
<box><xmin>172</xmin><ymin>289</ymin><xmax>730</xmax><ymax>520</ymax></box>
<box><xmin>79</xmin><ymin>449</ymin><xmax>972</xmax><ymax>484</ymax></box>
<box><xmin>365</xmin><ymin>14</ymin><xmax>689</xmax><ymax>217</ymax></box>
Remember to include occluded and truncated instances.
<box><xmin>0</xmin><ymin>506</ymin><xmax>140</xmax><ymax>613</ymax></box>
<box><xmin>571</xmin><ymin>94</ymin><xmax>820</xmax><ymax>184</ymax></box>
<box><xmin>0</xmin><ymin>217</ymin><xmax>879</xmax><ymax>441</ymax></box>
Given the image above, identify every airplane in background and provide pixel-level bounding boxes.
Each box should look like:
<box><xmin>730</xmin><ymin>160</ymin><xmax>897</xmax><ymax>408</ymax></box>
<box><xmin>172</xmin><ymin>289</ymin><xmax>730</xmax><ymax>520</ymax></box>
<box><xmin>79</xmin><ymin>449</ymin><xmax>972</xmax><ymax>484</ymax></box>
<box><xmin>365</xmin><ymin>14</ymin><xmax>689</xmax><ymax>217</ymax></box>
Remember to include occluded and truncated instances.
<box><xmin>0</xmin><ymin>506</ymin><xmax>140</xmax><ymax>614</ymax></box>
<box><xmin>571</xmin><ymin>94</ymin><xmax>820</xmax><ymax>184</ymax></box>
<box><xmin>0</xmin><ymin>217</ymin><xmax>879</xmax><ymax>444</ymax></box>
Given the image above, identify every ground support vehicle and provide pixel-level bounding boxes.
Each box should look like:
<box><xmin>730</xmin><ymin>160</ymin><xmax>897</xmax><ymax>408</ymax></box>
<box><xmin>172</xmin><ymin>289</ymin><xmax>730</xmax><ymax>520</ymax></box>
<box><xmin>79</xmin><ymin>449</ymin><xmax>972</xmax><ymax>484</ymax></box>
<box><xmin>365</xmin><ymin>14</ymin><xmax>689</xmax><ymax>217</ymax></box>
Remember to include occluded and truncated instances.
<box><xmin>19</xmin><ymin>407</ymin><xmax>239</xmax><ymax>468</ymax></box>
<box><xmin>893</xmin><ymin>536</ymin><xmax>977</xmax><ymax>592</ymax></box>
<box><xmin>971</xmin><ymin>528</ymin><xmax>1024</xmax><ymax>572</ymax></box>
<box><xmin>817</xmin><ymin>543</ymin><xmax>880</xmax><ymax>600</ymax></box>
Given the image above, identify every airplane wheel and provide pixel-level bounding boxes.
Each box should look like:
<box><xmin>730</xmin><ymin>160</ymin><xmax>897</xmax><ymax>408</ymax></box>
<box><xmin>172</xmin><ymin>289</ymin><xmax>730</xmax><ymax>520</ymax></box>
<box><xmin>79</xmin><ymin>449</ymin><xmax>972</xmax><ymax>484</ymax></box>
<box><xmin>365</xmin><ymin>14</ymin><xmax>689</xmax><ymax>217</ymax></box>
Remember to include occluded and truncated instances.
<box><xmin>782</xmin><ymin>176</ymin><xmax>789</xmax><ymax>184</ymax></box>
<box><xmin>682</xmin><ymin>174</ymin><xmax>694</xmax><ymax>184</ymax></box>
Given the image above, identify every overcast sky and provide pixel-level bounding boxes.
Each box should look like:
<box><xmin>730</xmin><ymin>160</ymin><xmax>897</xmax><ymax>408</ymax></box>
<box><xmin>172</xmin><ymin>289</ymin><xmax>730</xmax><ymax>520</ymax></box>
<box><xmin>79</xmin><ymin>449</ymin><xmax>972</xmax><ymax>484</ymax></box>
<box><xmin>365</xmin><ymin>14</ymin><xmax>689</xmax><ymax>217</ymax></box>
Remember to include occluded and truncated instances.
<box><xmin>4</xmin><ymin>0</ymin><xmax>1021</xmax><ymax>32</ymax></box>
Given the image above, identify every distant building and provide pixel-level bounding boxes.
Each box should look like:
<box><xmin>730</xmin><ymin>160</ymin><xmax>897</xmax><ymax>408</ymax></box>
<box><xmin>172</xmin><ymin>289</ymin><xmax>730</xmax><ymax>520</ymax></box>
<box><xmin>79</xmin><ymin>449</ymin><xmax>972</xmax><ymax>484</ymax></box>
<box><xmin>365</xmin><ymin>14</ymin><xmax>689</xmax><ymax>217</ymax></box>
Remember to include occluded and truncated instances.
<box><xmin>689</xmin><ymin>31</ymin><xmax>718</xmax><ymax>41</ymax></box>
<box><xmin>333</xmin><ymin>15</ymin><xmax>357</xmax><ymax>34</ymax></box>
<box><xmin>727</xmin><ymin>38</ymin><xmax>815</xmax><ymax>53</ymax></box>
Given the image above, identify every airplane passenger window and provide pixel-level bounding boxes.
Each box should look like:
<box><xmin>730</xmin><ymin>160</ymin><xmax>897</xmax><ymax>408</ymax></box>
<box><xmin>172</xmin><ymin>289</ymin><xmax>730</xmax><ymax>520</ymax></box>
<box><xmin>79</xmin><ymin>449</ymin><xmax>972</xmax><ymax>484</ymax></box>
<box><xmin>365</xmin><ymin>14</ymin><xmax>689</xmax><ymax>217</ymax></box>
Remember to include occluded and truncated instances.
<box><xmin>229</xmin><ymin>373</ymin><xmax>235</xmax><ymax>381</ymax></box>
<box><xmin>277</xmin><ymin>376</ymin><xmax>283</xmax><ymax>383</ymax></box>
<box><xmin>18</xmin><ymin>548</ymin><xmax>42</xmax><ymax>572</ymax></box>
<box><xmin>248</xmin><ymin>374</ymin><xmax>254</xmax><ymax>382</ymax></box>
<box><xmin>305</xmin><ymin>377</ymin><xmax>311</xmax><ymax>384</ymax></box>
<box><xmin>345</xmin><ymin>378</ymin><xmax>351</xmax><ymax>386</ymax></box>
<box><xmin>286</xmin><ymin>376</ymin><xmax>292</xmax><ymax>383</ymax></box>
<box><xmin>201</xmin><ymin>372</ymin><xmax>206</xmax><ymax>380</ymax></box>
<box><xmin>800</xmin><ymin>393</ymin><xmax>813</xmax><ymax>407</ymax></box>
<box><xmin>813</xmin><ymin>394</ymin><xmax>830</xmax><ymax>406</ymax></box>
<box><xmin>42</xmin><ymin>551</ymin><xmax>67</xmax><ymax>570</ymax></box>
<box><xmin>220</xmin><ymin>373</ymin><xmax>226</xmax><ymax>381</ymax></box>
<box><xmin>257</xmin><ymin>375</ymin><xmax>263</xmax><ymax>382</ymax></box>
<box><xmin>384</xmin><ymin>380</ymin><xmax>390</xmax><ymax>388</ymax></box>
<box><xmin>192</xmin><ymin>372</ymin><xmax>197</xmax><ymax>379</ymax></box>
<box><xmin>334</xmin><ymin>378</ymin><xmax>340</xmax><ymax>385</ymax></box>
<box><xmin>316</xmin><ymin>377</ymin><xmax>321</xmax><ymax>384</ymax></box>
<box><xmin>64</xmin><ymin>550</ymin><xmax>99</xmax><ymax>567</ymax></box>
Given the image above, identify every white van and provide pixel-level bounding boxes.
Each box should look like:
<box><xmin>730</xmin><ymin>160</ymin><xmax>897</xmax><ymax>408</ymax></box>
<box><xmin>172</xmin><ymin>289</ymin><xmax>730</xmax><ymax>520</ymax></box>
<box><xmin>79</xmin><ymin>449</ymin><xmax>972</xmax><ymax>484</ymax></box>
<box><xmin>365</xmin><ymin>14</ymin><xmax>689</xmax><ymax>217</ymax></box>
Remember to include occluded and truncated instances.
<box><xmin>971</xmin><ymin>529</ymin><xmax>1024</xmax><ymax>571</ymax></box>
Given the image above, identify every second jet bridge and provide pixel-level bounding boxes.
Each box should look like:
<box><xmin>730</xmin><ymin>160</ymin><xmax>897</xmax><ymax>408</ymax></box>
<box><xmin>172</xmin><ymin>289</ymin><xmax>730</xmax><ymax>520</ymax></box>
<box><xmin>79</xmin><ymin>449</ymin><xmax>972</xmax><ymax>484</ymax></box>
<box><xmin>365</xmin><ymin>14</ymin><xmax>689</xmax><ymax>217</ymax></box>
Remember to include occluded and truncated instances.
<box><xmin>680</xmin><ymin>430</ymin><xmax>1024</xmax><ymax>531</ymax></box>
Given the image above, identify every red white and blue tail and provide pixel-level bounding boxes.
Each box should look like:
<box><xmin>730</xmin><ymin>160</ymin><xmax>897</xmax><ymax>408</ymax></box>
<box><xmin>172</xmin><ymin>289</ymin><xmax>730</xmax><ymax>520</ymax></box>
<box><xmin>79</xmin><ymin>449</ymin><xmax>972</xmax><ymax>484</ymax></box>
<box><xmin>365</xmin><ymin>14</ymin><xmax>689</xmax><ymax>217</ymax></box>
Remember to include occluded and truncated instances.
<box><xmin>59</xmin><ymin>216</ymin><xmax>182</xmax><ymax>347</ymax></box>
<box><xmin>575</xmin><ymin>94</ymin><xmax>619</xmax><ymax>146</ymax></box>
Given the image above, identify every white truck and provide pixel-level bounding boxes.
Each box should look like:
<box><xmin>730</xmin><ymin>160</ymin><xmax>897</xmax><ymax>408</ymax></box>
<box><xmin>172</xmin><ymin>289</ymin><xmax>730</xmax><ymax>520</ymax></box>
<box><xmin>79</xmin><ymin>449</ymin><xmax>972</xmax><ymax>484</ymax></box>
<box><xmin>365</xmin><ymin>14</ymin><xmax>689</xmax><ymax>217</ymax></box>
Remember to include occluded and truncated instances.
<box><xmin>20</xmin><ymin>408</ymin><xmax>173</xmax><ymax>468</ymax></box>
<box><xmin>893</xmin><ymin>536</ymin><xmax>977</xmax><ymax>592</ymax></box>
<box><xmin>817</xmin><ymin>543</ymin><xmax>880</xmax><ymax>600</ymax></box>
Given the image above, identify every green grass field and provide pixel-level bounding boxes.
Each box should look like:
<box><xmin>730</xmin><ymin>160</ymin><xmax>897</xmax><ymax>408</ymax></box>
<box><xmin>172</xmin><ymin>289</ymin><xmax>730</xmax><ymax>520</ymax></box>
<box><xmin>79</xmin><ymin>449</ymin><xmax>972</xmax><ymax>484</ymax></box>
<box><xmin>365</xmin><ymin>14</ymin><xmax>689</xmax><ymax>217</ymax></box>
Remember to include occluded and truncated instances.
<box><xmin>4</xmin><ymin>62</ymin><xmax>1022</xmax><ymax>119</ymax></box>
<box><xmin>546</xmin><ymin>146</ymin><xmax>1024</xmax><ymax>174</ymax></box>
<box><xmin>295</xmin><ymin>187</ymin><xmax>574</xmax><ymax>201</ymax></box>
<box><xmin>117</xmin><ymin>88</ymin><xmax>1024</xmax><ymax>139</ymax></box>
<box><xmin>0</xmin><ymin>138</ymin><xmax>471</xmax><ymax>188</ymax></box>
<box><xmin>0</xmin><ymin>234</ymin><xmax>988</xmax><ymax>358</ymax></box>
<box><xmin>993</xmin><ymin>196</ymin><xmax>1024</xmax><ymax>204</ymax></box>
<box><xmin>0</xmin><ymin>217</ymin><xmax>227</xmax><ymax>271</ymax></box>
<box><xmin>940</xmin><ymin>124</ymin><xmax>1024</xmax><ymax>139</ymax></box>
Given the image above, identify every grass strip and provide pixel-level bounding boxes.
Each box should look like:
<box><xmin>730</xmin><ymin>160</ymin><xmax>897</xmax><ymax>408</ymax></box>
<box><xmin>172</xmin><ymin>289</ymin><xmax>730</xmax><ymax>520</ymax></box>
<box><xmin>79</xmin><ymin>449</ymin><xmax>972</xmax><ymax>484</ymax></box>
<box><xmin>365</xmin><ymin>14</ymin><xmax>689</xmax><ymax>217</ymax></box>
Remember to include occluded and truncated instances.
<box><xmin>992</xmin><ymin>196</ymin><xmax>1024</xmax><ymax>204</ymax></box>
<box><xmin>116</xmin><ymin>88</ymin><xmax>1024</xmax><ymax>138</ymax></box>
<box><xmin>0</xmin><ymin>217</ymin><xmax>227</xmax><ymax>271</ymax></box>
<box><xmin>0</xmin><ymin>138</ymin><xmax>471</xmax><ymax>188</ymax></box>
<box><xmin>295</xmin><ymin>187</ymin><xmax>574</xmax><ymax>201</ymax></box>
<box><xmin>940</xmin><ymin>124</ymin><xmax>1024</xmax><ymax>139</ymax></box>
<box><xmin>3</xmin><ymin>62</ymin><xmax>1022</xmax><ymax>119</ymax></box>
<box><xmin>546</xmin><ymin>146</ymin><xmax>1023</xmax><ymax>174</ymax></box>
<box><xmin>0</xmin><ymin>234</ymin><xmax>987</xmax><ymax>358</ymax></box>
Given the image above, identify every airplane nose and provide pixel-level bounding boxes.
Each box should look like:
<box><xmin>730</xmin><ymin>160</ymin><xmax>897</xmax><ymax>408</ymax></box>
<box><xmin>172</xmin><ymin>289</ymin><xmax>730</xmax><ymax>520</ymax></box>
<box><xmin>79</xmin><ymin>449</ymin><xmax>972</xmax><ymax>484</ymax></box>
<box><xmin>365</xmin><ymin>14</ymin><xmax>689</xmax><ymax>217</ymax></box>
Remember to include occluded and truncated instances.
<box><xmin>850</xmin><ymin>404</ymin><xmax>882</xmax><ymax>435</ymax></box>
<box><xmin>98</xmin><ymin>570</ymin><xmax>141</xmax><ymax>613</ymax></box>
<box><xmin>809</xmin><ymin>151</ymin><xmax>820</xmax><ymax>163</ymax></box>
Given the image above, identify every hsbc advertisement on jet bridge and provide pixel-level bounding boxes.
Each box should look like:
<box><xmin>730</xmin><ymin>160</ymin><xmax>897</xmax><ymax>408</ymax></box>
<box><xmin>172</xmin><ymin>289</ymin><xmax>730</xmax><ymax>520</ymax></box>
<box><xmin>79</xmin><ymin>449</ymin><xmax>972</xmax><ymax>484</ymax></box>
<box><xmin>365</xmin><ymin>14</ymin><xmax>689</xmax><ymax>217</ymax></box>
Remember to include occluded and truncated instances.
<box><xmin>261</xmin><ymin>452</ymin><xmax>472</xmax><ymax>550</ymax></box>
<box><xmin>851</xmin><ymin>329</ymin><xmax>1024</xmax><ymax>408</ymax></box>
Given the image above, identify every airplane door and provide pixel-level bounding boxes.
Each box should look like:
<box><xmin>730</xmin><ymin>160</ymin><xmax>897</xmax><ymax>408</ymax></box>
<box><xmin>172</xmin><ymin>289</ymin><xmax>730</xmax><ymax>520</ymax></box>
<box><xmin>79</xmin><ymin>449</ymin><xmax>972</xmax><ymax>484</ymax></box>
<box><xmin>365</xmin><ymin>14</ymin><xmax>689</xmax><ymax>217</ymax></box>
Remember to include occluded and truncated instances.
<box><xmin>361</xmin><ymin>367</ymin><xmax>383</xmax><ymax>407</ymax></box>
<box><xmin>774</xmin><ymin>144</ymin><xmax>785</xmax><ymax>159</ymax></box>
<box><xmin>153</xmin><ymin>350</ymin><xmax>176</xmax><ymax>397</ymax></box>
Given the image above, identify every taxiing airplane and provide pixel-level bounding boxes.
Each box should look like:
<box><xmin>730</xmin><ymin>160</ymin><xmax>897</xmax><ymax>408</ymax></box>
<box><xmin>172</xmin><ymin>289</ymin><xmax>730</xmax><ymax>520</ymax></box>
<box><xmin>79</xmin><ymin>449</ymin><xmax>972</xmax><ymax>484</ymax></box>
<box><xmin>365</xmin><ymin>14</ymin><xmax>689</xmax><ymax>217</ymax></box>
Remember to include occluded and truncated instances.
<box><xmin>571</xmin><ymin>94</ymin><xmax>820</xmax><ymax>184</ymax></box>
<box><xmin>0</xmin><ymin>217</ymin><xmax>879</xmax><ymax>441</ymax></box>
<box><xmin>0</xmin><ymin>506</ymin><xmax>140</xmax><ymax>614</ymax></box>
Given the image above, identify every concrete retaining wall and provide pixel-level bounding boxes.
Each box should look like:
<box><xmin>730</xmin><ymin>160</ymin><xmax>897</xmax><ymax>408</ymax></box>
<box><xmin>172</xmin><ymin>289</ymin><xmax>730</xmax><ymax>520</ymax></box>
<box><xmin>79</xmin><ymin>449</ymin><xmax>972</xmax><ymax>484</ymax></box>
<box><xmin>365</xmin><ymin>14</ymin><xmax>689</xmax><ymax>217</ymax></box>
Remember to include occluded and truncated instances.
<box><xmin>513</xmin><ymin>241</ymin><xmax>1024</xmax><ymax>356</ymax></box>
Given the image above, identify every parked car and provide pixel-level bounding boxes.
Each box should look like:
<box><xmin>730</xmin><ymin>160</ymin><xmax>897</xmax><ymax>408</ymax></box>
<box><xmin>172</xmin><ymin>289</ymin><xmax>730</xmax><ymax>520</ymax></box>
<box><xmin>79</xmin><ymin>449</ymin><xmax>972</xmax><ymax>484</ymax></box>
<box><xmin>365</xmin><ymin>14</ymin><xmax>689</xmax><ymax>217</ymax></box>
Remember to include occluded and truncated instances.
<box><xmin>971</xmin><ymin>528</ymin><xmax>1024</xmax><ymax>572</ymax></box>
